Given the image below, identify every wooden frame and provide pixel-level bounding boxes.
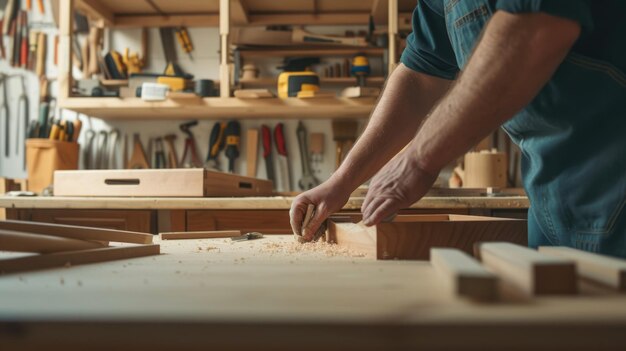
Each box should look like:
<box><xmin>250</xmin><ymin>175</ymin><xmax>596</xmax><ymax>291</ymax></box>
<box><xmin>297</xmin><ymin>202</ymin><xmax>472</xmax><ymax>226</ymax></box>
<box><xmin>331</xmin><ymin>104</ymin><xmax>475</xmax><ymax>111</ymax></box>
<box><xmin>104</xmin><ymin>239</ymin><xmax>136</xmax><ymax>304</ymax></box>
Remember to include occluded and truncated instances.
<box><xmin>539</xmin><ymin>246</ymin><xmax>626</xmax><ymax>291</ymax></box>
<box><xmin>431</xmin><ymin>248</ymin><xmax>498</xmax><ymax>301</ymax></box>
<box><xmin>478</xmin><ymin>243</ymin><xmax>577</xmax><ymax>296</ymax></box>
<box><xmin>328</xmin><ymin>214</ymin><xmax>527</xmax><ymax>260</ymax></box>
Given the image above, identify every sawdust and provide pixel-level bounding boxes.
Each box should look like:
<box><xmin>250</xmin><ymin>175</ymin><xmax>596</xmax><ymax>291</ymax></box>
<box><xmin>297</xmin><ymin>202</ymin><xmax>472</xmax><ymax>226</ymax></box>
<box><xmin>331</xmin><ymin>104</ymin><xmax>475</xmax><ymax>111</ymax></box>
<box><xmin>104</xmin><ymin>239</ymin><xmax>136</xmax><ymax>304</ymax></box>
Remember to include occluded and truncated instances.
<box><xmin>260</xmin><ymin>241</ymin><xmax>367</xmax><ymax>258</ymax></box>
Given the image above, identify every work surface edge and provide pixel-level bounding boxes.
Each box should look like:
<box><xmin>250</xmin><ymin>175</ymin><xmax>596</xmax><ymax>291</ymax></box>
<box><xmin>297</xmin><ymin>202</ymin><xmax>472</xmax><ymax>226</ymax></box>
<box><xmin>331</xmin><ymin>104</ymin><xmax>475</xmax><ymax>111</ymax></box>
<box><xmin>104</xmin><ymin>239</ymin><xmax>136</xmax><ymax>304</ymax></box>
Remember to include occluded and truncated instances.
<box><xmin>0</xmin><ymin>196</ymin><xmax>529</xmax><ymax>210</ymax></box>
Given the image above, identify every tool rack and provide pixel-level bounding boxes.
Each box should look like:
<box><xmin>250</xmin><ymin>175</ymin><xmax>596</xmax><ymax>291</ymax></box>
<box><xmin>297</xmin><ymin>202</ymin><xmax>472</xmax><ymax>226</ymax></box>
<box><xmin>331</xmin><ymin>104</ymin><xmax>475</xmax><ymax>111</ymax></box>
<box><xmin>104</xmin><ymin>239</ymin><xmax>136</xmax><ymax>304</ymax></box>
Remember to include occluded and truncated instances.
<box><xmin>56</xmin><ymin>0</ymin><xmax>415</xmax><ymax>120</ymax></box>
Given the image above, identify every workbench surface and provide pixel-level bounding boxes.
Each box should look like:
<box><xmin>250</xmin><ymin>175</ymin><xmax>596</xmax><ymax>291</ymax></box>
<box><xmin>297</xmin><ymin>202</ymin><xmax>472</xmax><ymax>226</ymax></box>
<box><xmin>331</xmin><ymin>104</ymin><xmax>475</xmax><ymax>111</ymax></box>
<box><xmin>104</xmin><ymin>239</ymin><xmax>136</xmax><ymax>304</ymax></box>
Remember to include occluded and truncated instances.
<box><xmin>1</xmin><ymin>236</ymin><xmax>625</xmax><ymax>350</ymax></box>
<box><xmin>0</xmin><ymin>195</ymin><xmax>529</xmax><ymax>210</ymax></box>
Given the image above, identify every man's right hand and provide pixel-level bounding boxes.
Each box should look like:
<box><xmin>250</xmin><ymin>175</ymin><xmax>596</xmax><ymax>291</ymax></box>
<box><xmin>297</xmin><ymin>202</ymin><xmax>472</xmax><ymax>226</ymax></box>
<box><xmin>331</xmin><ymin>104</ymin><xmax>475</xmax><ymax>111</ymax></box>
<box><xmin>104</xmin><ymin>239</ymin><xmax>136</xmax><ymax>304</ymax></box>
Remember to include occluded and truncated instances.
<box><xmin>289</xmin><ymin>180</ymin><xmax>351</xmax><ymax>242</ymax></box>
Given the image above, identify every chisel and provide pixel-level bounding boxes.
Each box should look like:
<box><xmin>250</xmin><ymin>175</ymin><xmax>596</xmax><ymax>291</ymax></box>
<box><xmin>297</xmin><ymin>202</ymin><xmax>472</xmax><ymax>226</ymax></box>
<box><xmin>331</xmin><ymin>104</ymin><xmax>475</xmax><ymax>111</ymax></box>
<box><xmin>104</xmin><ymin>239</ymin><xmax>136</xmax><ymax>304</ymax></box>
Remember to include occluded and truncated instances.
<box><xmin>204</xmin><ymin>121</ymin><xmax>225</xmax><ymax>171</ymax></box>
<box><xmin>274</xmin><ymin>123</ymin><xmax>292</xmax><ymax>192</ymax></box>
<box><xmin>261</xmin><ymin>125</ymin><xmax>275</xmax><ymax>184</ymax></box>
<box><xmin>224</xmin><ymin>121</ymin><xmax>241</xmax><ymax>173</ymax></box>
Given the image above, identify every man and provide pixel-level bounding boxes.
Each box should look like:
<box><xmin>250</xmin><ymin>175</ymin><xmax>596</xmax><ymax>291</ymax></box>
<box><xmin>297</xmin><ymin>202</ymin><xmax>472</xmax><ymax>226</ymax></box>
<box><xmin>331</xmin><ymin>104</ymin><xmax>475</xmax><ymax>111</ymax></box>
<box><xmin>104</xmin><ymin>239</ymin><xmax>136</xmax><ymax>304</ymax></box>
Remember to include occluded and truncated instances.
<box><xmin>290</xmin><ymin>0</ymin><xmax>626</xmax><ymax>257</ymax></box>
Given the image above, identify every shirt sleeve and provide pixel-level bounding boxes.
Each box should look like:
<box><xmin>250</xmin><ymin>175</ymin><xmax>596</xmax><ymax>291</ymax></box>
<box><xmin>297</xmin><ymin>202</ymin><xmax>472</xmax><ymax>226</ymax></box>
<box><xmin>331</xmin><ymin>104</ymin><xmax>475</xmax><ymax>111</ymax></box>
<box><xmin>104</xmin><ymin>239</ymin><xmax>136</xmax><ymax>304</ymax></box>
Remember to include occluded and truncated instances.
<box><xmin>400</xmin><ymin>1</ymin><xmax>459</xmax><ymax>80</ymax></box>
<box><xmin>495</xmin><ymin>0</ymin><xmax>593</xmax><ymax>34</ymax></box>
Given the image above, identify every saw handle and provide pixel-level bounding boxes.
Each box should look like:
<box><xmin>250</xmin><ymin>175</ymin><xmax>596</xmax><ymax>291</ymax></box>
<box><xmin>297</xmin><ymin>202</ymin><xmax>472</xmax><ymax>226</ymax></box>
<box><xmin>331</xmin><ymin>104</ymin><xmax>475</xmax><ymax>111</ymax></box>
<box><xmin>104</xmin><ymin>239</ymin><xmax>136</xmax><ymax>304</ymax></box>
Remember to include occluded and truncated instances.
<box><xmin>274</xmin><ymin>123</ymin><xmax>287</xmax><ymax>156</ymax></box>
<box><xmin>262</xmin><ymin>125</ymin><xmax>272</xmax><ymax>158</ymax></box>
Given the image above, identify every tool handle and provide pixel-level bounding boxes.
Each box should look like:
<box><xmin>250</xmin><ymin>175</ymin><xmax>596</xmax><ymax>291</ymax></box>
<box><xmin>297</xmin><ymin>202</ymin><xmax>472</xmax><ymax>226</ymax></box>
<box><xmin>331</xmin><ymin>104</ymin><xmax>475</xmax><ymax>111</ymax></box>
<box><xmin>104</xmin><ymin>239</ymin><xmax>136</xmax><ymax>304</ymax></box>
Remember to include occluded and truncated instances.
<box><xmin>296</xmin><ymin>122</ymin><xmax>312</xmax><ymax>175</ymax></box>
<box><xmin>274</xmin><ymin>123</ymin><xmax>287</xmax><ymax>156</ymax></box>
<box><xmin>224</xmin><ymin>121</ymin><xmax>241</xmax><ymax>173</ymax></box>
<box><xmin>72</xmin><ymin>119</ymin><xmax>82</xmax><ymax>142</ymax></box>
<box><xmin>207</xmin><ymin>122</ymin><xmax>222</xmax><ymax>160</ymax></box>
<box><xmin>261</xmin><ymin>125</ymin><xmax>272</xmax><ymax>157</ymax></box>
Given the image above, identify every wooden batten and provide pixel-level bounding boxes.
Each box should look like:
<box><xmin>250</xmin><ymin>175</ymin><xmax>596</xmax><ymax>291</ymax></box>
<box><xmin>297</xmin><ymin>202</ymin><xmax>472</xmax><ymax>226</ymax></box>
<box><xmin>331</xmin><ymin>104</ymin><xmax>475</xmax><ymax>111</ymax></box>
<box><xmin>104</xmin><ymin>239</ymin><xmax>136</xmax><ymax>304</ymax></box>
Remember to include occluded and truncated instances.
<box><xmin>478</xmin><ymin>243</ymin><xmax>577</xmax><ymax>296</ymax></box>
<box><xmin>431</xmin><ymin>248</ymin><xmax>499</xmax><ymax>301</ymax></box>
<box><xmin>0</xmin><ymin>229</ymin><xmax>106</xmax><ymax>254</ymax></box>
<box><xmin>160</xmin><ymin>230</ymin><xmax>241</xmax><ymax>240</ymax></box>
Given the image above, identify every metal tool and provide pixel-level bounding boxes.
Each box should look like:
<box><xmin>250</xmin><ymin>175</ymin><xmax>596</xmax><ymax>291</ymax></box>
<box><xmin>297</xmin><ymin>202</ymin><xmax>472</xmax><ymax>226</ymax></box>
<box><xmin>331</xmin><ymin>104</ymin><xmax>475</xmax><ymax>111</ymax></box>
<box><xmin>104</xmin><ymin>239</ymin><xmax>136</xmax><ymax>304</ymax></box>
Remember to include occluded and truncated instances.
<box><xmin>261</xmin><ymin>125</ymin><xmax>275</xmax><ymax>184</ymax></box>
<box><xmin>0</xmin><ymin>75</ymin><xmax>9</xmax><ymax>157</ymax></box>
<box><xmin>180</xmin><ymin>120</ymin><xmax>202</xmax><ymax>168</ymax></box>
<box><xmin>93</xmin><ymin>130</ymin><xmax>108</xmax><ymax>169</ymax></box>
<box><xmin>224</xmin><ymin>121</ymin><xmax>241</xmax><ymax>173</ymax></box>
<box><xmin>154</xmin><ymin>137</ymin><xmax>166</xmax><ymax>169</ymax></box>
<box><xmin>274</xmin><ymin>123</ymin><xmax>291</xmax><ymax>192</ymax></box>
<box><xmin>204</xmin><ymin>121</ymin><xmax>225</xmax><ymax>171</ymax></box>
<box><xmin>296</xmin><ymin>121</ymin><xmax>319</xmax><ymax>190</ymax></box>
<box><xmin>231</xmin><ymin>232</ymin><xmax>264</xmax><ymax>242</ymax></box>
<box><xmin>82</xmin><ymin>129</ymin><xmax>96</xmax><ymax>169</ymax></box>
<box><xmin>107</xmin><ymin>129</ymin><xmax>120</xmax><ymax>169</ymax></box>
<box><xmin>16</xmin><ymin>76</ymin><xmax>28</xmax><ymax>157</ymax></box>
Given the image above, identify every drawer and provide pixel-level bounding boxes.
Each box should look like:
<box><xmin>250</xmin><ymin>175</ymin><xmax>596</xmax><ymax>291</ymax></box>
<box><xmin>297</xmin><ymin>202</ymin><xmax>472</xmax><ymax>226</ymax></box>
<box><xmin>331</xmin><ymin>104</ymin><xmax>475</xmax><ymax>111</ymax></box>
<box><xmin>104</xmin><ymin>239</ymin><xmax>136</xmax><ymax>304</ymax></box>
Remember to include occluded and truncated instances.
<box><xmin>14</xmin><ymin>209</ymin><xmax>155</xmax><ymax>233</ymax></box>
<box><xmin>187</xmin><ymin>210</ymin><xmax>292</xmax><ymax>234</ymax></box>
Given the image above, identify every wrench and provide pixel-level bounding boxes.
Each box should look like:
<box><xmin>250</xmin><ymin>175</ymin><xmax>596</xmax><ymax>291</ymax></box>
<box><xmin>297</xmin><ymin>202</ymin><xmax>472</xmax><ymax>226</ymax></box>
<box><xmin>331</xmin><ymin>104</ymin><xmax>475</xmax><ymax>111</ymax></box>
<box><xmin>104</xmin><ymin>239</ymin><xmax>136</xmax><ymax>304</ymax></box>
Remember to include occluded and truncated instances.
<box><xmin>296</xmin><ymin>121</ymin><xmax>319</xmax><ymax>190</ymax></box>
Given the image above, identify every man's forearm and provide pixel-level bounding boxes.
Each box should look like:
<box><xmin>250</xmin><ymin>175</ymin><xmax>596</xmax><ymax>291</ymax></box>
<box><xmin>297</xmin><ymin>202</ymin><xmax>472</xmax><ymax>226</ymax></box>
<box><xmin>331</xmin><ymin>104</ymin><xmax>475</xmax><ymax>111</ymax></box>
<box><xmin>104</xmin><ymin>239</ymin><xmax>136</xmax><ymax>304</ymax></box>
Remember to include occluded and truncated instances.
<box><xmin>330</xmin><ymin>64</ymin><xmax>451</xmax><ymax>190</ymax></box>
<box><xmin>412</xmin><ymin>11</ymin><xmax>580</xmax><ymax>174</ymax></box>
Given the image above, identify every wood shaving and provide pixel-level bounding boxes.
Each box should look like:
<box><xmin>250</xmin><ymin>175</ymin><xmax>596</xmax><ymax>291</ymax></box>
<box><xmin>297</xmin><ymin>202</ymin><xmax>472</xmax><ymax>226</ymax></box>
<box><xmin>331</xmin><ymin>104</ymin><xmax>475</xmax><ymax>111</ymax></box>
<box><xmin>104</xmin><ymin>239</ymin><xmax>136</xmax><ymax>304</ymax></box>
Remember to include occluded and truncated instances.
<box><xmin>260</xmin><ymin>241</ymin><xmax>367</xmax><ymax>258</ymax></box>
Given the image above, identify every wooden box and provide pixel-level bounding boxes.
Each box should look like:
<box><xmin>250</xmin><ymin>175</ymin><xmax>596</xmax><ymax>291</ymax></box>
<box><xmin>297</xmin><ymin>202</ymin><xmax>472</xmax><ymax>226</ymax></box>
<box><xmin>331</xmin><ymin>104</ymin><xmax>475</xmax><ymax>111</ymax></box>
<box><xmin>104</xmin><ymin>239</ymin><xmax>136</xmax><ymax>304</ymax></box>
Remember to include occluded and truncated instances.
<box><xmin>328</xmin><ymin>214</ymin><xmax>527</xmax><ymax>260</ymax></box>
<box><xmin>54</xmin><ymin>169</ymin><xmax>273</xmax><ymax>197</ymax></box>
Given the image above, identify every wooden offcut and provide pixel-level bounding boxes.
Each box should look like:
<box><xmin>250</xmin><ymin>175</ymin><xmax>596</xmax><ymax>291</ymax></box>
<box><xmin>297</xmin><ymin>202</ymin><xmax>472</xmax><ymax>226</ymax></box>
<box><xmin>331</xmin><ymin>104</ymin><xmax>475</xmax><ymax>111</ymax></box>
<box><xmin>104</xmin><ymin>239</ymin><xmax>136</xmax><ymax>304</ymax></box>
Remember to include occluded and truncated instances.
<box><xmin>539</xmin><ymin>246</ymin><xmax>626</xmax><ymax>291</ymax></box>
<box><xmin>431</xmin><ymin>248</ymin><xmax>498</xmax><ymax>301</ymax></box>
<box><xmin>0</xmin><ymin>220</ymin><xmax>153</xmax><ymax>244</ymax></box>
<box><xmin>54</xmin><ymin>169</ymin><xmax>273</xmax><ymax>197</ymax></box>
<box><xmin>0</xmin><ymin>229</ymin><xmax>106</xmax><ymax>254</ymax></box>
<box><xmin>0</xmin><ymin>244</ymin><xmax>160</xmax><ymax>274</ymax></box>
<box><xmin>160</xmin><ymin>230</ymin><xmax>241</xmax><ymax>240</ymax></box>
<box><xmin>478</xmin><ymin>242</ymin><xmax>577</xmax><ymax>296</ymax></box>
<box><xmin>328</xmin><ymin>214</ymin><xmax>527</xmax><ymax>260</ymax></box>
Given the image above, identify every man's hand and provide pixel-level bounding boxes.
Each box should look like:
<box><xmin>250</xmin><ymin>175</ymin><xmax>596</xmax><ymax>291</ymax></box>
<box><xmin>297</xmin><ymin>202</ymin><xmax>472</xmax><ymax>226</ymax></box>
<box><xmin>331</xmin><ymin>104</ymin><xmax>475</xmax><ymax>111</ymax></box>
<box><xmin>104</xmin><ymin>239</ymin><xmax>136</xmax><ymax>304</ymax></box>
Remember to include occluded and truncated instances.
<box><xmin>290</xmin><ymin>180</ymin><xmax>351</xmax><ymax>241</ymax></box>
<box><xmin>361</xmin><ymin>147</ymin><xmax>438</xmax><ymax>226</ymax></box>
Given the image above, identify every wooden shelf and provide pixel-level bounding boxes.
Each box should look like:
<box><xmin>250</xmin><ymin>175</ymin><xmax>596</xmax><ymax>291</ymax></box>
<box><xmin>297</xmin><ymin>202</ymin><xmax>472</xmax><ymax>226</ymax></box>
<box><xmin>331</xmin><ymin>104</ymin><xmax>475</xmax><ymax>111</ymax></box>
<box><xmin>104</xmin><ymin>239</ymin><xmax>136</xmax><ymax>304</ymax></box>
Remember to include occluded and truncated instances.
<box><xmin>58</xmin><ymin>97</ymin><xmax>376</xmax><ymax>120</ymax></box>
<box><xmin>239</xmin><ymin>77</ymin><xmax>385</xmax><ymax>87</ymax></box>
<box><xmin>237</xmin><ymin>46</ymin><xmax>386</xmax><ymax>58</ymax></box>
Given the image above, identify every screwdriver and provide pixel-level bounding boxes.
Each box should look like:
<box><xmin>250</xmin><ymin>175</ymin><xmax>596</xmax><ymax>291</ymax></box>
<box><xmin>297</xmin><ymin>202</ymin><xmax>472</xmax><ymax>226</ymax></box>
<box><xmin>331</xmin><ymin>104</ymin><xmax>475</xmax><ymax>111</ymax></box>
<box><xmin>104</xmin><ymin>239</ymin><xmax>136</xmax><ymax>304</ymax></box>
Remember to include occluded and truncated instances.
<box><xmin>224</xmin><ymin>121</ymin><xmax>241</xmax><ymax>173</ymax></box>
<box><xmin>175</xmin><ymin>27</ymin><xmax>193</xmax><ymax>60</ymax></box>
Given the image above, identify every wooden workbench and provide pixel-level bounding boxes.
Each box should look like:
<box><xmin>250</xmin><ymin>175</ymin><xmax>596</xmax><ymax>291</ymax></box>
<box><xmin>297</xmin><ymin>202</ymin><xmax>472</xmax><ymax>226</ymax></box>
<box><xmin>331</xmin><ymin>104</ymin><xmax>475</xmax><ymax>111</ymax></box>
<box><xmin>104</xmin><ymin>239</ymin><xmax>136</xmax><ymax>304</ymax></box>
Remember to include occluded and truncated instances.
<box><xmin>1</xmin><ymin>235</ymin><xmax>624</xmax><ymax>351</ymax></box>
<box><xmin>0</xmin><ymin>195</ymin><xmax>529</xmax><ymax>234</ymax></box>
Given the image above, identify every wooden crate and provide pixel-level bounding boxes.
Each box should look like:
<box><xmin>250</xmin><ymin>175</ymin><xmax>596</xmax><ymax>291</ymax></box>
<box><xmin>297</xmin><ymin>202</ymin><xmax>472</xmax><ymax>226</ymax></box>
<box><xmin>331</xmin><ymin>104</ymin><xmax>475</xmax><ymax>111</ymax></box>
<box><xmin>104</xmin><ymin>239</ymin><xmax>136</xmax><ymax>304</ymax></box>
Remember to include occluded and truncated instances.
<box><xmin>54</xmin><ymin>169</ymin><xmax>273</xmax><ymax>197</ymax></box>
<box><xmin>328</xmin><ymin>214</ymin><xmax>527</xmax><ymax>260</ymax></box>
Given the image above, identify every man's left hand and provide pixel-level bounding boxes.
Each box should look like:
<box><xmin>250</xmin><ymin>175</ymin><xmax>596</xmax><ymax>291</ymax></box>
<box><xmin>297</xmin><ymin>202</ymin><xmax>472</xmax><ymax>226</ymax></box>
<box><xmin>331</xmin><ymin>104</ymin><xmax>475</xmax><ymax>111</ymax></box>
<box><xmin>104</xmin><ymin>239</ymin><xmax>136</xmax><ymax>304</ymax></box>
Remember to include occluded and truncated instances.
<box><xmin>361</xmin><ymin>147</ymin><xmax>438</xmax><ymax>226</ymax></box>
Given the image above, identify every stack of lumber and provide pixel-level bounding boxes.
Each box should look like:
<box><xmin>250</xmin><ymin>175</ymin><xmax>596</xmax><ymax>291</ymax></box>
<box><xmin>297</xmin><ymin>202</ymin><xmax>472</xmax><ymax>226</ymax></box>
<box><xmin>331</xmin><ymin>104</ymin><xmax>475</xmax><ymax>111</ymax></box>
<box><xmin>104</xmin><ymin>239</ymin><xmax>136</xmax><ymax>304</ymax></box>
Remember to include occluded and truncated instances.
<box><xmin>0</xmin><ymin>220</ymin><xmax>159</xmax><ymax>274</ymax></box>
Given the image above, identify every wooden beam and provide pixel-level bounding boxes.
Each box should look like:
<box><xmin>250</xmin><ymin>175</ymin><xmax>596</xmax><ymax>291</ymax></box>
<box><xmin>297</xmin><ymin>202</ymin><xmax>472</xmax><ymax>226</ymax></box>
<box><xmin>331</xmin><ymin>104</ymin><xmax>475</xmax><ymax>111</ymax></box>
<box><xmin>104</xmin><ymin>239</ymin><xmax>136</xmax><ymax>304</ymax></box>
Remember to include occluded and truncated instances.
<box><xmin>160</xmin><ymin>230</ymin><xmax>241</xmax><ymax>240</ymax></box>
<box><xmin>113</xmin><ymin>15</ymin><xmax>219</xmax><ymax>28</ymax></box>
<box><xmin>371</xmin><ymin>0</ymin><xmax>387</xmax><ymax>24</ymax></box>
<box><xmin>76</xmin><ymin>0</ymin><xmax>114</xmax><ymax>26</ymax></box>
<box><xmin>230</xmin><ymin>0</ymin><xmax>249</xmax><ymax>24</ymax></box>
<box><xmin>0</xmin><ymin>220</ymin><xmax>153</xmax><ymax>244</ymax></box>
<box><xmin>0</xmin><ymin>229</ymin><xmax>106</xmax><ymax>254</ymax></box>
<box><xmin>0</xmin><ymin>244</ymin><xmax>160</xmax><ymax>274</ymax></box>
<box><xmin>539</xmin><ymin>246</ymin><xmax>626</xmax><ymax>291</ymax></box>
<box><xmin>431</xmin><ymin>248</ymin><xmax>498</xmax><ymax>301</ymax></box>
<box><xmin>58</xmin><ymin>0</ymin><xmax>74</xmax><ymax>100</ymax></box>
<box><xmin>388</xmin><ymin>0</ymin><xmax>398</xmax><ymax>73</ymax></box>
<box><xmin>220</xmin><ymin>0</ymin><xmax>231</xmax><ymax>98</ymax></box>
<box><xmin>478</xmin><ymin>243</ymin><xmax>577</xmax><ymax>296</ymax></box>
<box><xmin>247</xmin><ymin>13</ymin><xmax>370</xmax><ymax>26</ymax></box>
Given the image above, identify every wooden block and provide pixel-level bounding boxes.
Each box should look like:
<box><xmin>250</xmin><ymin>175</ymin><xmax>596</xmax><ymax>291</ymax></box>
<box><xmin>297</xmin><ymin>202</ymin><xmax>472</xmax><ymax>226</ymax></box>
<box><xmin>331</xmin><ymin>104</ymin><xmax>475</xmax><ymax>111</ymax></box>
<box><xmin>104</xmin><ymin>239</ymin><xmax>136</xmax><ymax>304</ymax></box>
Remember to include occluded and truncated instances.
<box><xmin>0</xmin><ymin>220</ymin><xmax>153</xmax><ymax>244</ymax></box>
<box><xmin>431</xmin><ymin>248</ymin><xmax>498</xmax><ymax>301</ymax></box>
<box><xmin>203</xmin><ymin>170</ymin><xmax>273</xmax><ymax>197</ymax></box>
<box><xmin>160</xmin><ymin>230</ymin><xmax>241</xmax><ymax>240</ymax></box>
<box><xmin>0</xmin><ymin>244</ymin><xmax>160</xmax><ymax>274</ymax></box>
<box><xmin>341</xmin><ymin>86</ymin><xmax>380</xmax><ymax>98</ymax></box>
<box><xmin>246</xmin><ymin>129</ymin><xmax>259</xmax><ymax>178</ymax></box>
<box><xmin>539</xmin><ymin>246</ymin><xmax>626</xmax><ymax>291</ymax></box>
<box><xmin>0</xmin><ymin>229</ymin><xmax>106</xmax><ymax>253</ymax></box>
<box><xmin>328</xmin><ymin>215</ymin><xmax>527</xmax><ymax>260</ymax></box>
<box><xmin>296</xmin><ymin>90</ymin><xmax>336</xmax><ymax>99</ymax></box>
<box><xmin>478</xmin><ymin>242</ymin><xmax>577</xmax><ymax>295</ymax></box>
<box><xmin>234</xmin><ymin>89</ymin><xmax>274</xmax><ymax>99</ymax></box>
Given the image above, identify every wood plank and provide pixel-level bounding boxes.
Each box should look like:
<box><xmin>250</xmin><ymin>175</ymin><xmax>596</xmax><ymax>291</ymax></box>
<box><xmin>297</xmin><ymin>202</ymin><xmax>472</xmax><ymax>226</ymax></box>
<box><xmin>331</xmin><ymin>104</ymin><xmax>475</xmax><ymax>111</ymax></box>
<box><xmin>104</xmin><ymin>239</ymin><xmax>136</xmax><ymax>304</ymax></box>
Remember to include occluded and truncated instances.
<box><xmin>478</xmin><ymin>242</ymin><xmax>577</xmax><ymax>295</ymax></box>
<box><xmin>113</xmin><ymin>14</ymin><xmax>219</xmax><ymax>28</ymax></box>
<box><xmin>539</xmin><ymin>246</ymin><xmax>626</xmax><ymax>291</ymax></box>
<box><xmin>58</xmin><ymin>0</ymin><xmax>74</xmax><ymax>100</ymax></box>
<box><xmin>430</xmin><ymin>248</ymin><xmax>498</xmax><ymax>301</ymax></box>
<box><xmin>327</xmin><ymin>221</ymin><xmax>377</xmax><ymax>258</ymax></box>
<box><xmin>23</xmin><ymin>209</ymin><xmax>154</xmax><ymax>233</ymax></box>
<box><xmin>246</xmin><ymin>129</ymin><xmax>259</xmax><ymax>177</ymax></box>
<box><xmin>160</xmin><ymin>230</ymin><xmax>241</xmax><ymax>240</ymax></box>
<box><xmin>203</xmin><ymin>170</ymin><xmax>273</xmax><ymax>197</ymax></box>
<box><xmin>0</xmin><ymin>244</ymin><xmax>160</xmax><ymax>274</ymax></box>
<box><xmin>231</xmin><ymin>0</ymin><xmax>249</xmax><ymax>24</ymax></box>
<box><xmin>0</xmin><ymin>230</ymin><xmax>106</xmax><ymax>254</ymax></box>
<box><xmin>248</xmin><ymin>13</ymin><xmax>370</xmax><ymax>26</ymax></box>
<box><xmin>0</xmin><ymin>220</ymin><xmax>153</xmax><ymax>244</ymax></box>
<box><xmin>76</xmin><ymin>0</ymin><xmax>114</xmax><ymax>26</ymax></box>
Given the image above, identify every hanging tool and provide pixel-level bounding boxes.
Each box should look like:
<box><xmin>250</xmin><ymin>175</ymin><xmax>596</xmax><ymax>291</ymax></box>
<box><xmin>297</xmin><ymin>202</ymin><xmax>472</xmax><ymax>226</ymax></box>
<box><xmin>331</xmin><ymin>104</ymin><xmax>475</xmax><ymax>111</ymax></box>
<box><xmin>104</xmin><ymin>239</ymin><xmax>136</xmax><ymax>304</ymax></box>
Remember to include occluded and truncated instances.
<box><xmin>0</xmin><ymin>76</ymin><xmax>9</xmax><ymax>157</ymax></box>
<box><xmin>128</xmin><ymin>133</ymin><xmax>150</xmax><ymax>169</ymax></box>
<box><xmin>154</xmin><ymin>137</ymin><xmax>166</xmax><ymax>169</ymax></box>
<box><xmin>175</xmin><ymin>26</ymin><xmax>193</xmax><ymax>60</ymax></box>
<box><xmin>37</xmin><ymin>101</ymin><xmax>49</xmax><ymax>138</ymax></box>
<box><xmin>180</xmin><ymin>120</ymin><xmax>202</xmax><ymax>168</ymax></box>
<box><xmin>296</xmin><ymin>121</ymin><xmax>319</xmax><ymax>190</ymax></box>
<box><xmin>16</xmin><ymin>76</ymin><xmax>29</xmax><ymax>168</ymax></box>
<box><xmin>159</xmin><ymin>27</ymin><xmax>185</xmax><ymax>76</ymax></box>
<box><xmin>204</xmin><ymin>121</ymin><xmax>225</xmax><ymax>171</ymax></box>
<box><xmin>274</xmin><ymin>123</ymin><xmax>292</xmax><ymax>192</ymax></box>
<box><xmin>28</xmin><ymin>30</ymin><xmax>38</xmax><ymax>70</ymax></box>
<box><xmin>19</xmin><ymin>11</ymin><xmax>28</xmax><ymax>69</ymax></box>
<box><xmin>163</xmin><ymin>134</ymin><xmax>178</xmax><ymax>168</ymax></box>
<box><xmin>224</xmin><ymin>121</ymin><xmax>241</xmax><ymax>173</ymax></box>
<box><xmin>107</xmin><ymin>129</ymin><xmax>120</xmax><ymax>169</ymax></box>
<box><xmin>246</xmin><ymin>128</ymin><xmax>259</xmax><ymax>177</ymax></box>
<box><xmin>0</xmin><ymin>17</ymin><xmax>5</xmax><ymax>60</ymax></box>
<box><xmin>82</xmin><ymin>125</ymin><xmax>96</xmax><ymax>169</ymax></box>
<box><xmin>93</xmin><ymin>130</ymin><xmax>109</xmax><ymax>169</ymax></box>
<box><xmin>332</xmin><ymin>120</ymin><xmax>358</xmax><ymax>169</ymax></box>
<box><xmin>35</xmin><ymin>32</ymin><xmax>46</xmax><ymax>77</ymax></box>
<box><xmin>261</xmin><ymin>125</ymin><xmax>275</xmax><ymax>185</ymax></box>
